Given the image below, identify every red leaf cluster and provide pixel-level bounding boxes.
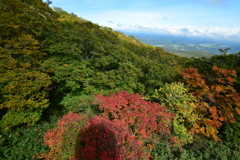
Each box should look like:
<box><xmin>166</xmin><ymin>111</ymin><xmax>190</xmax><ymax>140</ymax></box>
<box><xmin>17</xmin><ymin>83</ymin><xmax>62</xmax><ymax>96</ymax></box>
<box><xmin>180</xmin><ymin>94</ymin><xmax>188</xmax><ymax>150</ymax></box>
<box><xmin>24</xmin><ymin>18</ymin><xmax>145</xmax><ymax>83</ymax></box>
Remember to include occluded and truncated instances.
<box><xmin>43</xmin><ymin>91</ymin><xmax>177</xmax><ymax>159</ymax></box>
<box><xmin>95</xmin><ymin>91</ymin><xmax>175</xmax><ymax>144</ymax></box>
<box><xmin>42</xmin><ymin>112</ymin><xmax>89</xmax><ymax>160</ymax></box>
<box><xmin>76</xmin><ymin>116</ymin><xmax>148</xmax><ymax>160</ymax></box>
<box><xmin>44</xmin><ymin>112</ymin><xmax>81</xmax><ymax>148</ymax></box>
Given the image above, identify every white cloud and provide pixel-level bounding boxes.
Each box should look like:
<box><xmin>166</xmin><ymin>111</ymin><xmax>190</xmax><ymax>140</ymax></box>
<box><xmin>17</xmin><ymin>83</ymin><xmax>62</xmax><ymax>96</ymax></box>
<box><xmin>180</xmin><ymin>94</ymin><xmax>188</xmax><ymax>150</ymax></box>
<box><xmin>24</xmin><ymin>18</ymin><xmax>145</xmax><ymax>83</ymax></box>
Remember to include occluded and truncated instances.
<box><xmin>71</xmin><ymin>4</ymin><xmax>240</xmax><ymax>42</ymax></box>
<box><xmin>86</xmin><ymin>10</ymin><xmax>171</xmax><ymax>28</ymax></box>
<box><xmin>177</xmin><ymin>28</ymin><xmax>191</xmax><ymax>35</ymax></box>
<box><xmin>113</xmin><ymin>25</ymin><xmax>240</xmax><ymax>42</ymax></box>
<box><xmin>117</xmin><ymin>23</ymin><xmax>123</xmax><ymax>27</ymax></box>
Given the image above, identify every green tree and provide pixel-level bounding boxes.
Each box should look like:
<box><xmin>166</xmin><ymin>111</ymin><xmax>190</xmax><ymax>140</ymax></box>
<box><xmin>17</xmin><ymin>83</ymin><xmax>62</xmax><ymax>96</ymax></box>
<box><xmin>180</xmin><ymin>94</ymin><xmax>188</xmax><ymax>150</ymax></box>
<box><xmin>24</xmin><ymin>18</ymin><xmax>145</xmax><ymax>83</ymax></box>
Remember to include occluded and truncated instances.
<box><xmin>146</xmin><ymin>82</ymin><xmax>198</xmax><ymax>144</ymax></box>
<box><xmin>39</xmin><ymin>8</ymin><xmax>182</xmax><ymax>113</ymax></box>
<box><xmin>0</xmin><ymin>0</ymin><xmax>54</xmax><ymax>130</ymax></box>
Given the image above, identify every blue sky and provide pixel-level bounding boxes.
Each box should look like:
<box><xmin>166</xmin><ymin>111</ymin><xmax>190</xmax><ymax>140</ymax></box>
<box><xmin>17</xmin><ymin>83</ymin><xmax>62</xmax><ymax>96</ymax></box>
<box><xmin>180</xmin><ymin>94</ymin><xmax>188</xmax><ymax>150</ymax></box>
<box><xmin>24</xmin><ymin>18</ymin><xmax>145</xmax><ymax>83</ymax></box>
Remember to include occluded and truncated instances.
<box><xmin>49</xmin><ymin>0</ymin><xmax>240</xmax><ymax>41</ymax></box>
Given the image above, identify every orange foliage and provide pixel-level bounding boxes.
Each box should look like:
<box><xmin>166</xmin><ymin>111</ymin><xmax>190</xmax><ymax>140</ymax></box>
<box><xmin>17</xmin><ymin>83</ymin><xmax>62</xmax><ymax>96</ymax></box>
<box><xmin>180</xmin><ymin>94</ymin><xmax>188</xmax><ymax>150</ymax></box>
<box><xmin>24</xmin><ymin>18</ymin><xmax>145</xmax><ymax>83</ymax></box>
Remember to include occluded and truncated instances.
<box><xmin>181</xmin><ymin>66</ymin><xmax>240</xmax><ymax>141</ymax></box>
<box><xmin>43</xmin><ymin>112</ymin><xmax>89</xmax><ymax>160</ymax></box>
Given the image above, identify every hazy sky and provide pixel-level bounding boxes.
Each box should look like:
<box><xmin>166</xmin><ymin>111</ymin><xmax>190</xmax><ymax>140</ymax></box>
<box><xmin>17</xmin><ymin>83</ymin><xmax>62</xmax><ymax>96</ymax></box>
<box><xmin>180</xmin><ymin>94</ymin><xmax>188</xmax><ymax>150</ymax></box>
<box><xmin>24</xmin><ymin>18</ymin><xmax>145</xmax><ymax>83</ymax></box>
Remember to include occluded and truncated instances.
<box><xmin>49</xmin><ymin>0</ymin><xmax>240</xmax><ymax>41</ymax></box>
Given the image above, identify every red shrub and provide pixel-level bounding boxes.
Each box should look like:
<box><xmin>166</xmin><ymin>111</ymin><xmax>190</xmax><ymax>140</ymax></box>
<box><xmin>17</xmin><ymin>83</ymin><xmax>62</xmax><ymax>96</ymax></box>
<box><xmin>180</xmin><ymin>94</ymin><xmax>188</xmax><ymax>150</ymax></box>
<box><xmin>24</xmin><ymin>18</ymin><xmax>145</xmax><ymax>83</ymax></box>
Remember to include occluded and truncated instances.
<box><xmin>43</xmin><ymin>91</ymin><xmax>177</xmax><ymax>159</ymax></box>
<box><xmin>95</xmin><ymin>91</ymin><xmax>175</xmax><ymax>146</ymax></box>
<box><xmin>76</xmin><ymin>116</ymin><xmax>148</xmax><ymax>160</ymax></box>
<box><xmin>43</xmin><ymin>112</ymin><xmax>91</xmax><ymax>160</ymax></box>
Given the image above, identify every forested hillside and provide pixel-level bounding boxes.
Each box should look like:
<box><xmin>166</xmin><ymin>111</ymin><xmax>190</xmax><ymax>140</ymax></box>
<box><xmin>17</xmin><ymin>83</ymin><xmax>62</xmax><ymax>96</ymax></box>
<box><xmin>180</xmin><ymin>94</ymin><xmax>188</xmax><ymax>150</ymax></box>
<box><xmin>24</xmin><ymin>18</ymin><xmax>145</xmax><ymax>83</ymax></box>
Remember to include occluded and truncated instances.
<box><xmin>0</xmin><ymin>0</ymin><xmax>240</xmax><ymax>159</ymax></box>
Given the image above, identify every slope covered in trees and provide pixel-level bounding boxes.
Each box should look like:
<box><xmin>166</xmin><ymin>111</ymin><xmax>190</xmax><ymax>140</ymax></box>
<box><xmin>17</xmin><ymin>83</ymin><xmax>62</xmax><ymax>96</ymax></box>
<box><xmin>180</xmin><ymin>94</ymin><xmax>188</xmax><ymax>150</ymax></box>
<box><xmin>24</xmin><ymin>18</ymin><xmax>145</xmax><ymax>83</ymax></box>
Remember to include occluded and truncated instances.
<box><xmin>0</xmin><ymin>0</ymin><xmax>239</xmax><ymax>159</ymax></box>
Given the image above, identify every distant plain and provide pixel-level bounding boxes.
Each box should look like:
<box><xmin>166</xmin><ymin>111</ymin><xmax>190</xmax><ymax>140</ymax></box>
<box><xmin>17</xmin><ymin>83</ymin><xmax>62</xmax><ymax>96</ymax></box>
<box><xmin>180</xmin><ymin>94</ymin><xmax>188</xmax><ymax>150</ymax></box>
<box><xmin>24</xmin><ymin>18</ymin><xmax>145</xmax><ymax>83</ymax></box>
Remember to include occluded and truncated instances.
<box><xmin>124</xmin><ymin>32</ymin><xmax>240</xmax><ymax>57</ymax></box>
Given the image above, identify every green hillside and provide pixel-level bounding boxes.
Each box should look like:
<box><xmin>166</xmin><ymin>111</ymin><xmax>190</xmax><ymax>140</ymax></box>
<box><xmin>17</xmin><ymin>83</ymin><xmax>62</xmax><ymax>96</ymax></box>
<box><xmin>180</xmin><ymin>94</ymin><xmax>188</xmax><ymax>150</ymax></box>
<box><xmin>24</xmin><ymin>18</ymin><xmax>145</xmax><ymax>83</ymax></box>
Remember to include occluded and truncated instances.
<box><xmin>0</xmin><ymin>0</ymin><xmax>240</xmax><ymax>159</ymax></box>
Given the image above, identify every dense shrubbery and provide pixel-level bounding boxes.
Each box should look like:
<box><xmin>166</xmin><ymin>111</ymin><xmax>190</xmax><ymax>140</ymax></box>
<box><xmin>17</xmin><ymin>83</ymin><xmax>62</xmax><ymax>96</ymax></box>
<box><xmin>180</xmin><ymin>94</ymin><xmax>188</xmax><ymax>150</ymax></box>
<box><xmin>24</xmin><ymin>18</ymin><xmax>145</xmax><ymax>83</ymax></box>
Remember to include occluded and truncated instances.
<box><xmin>145</xmin><ymin>82</ymin><xmax>197</xmax><ymax>144</ymax></box>
<box><xmin>181</xmin><ymin>66</ymin><xmax>240</xmax><ymax>141</ymax></box>
<box><xmin>42</xmin><ymin>112</ymin><xmax>92</xmax><ymax>159</ymax></box>
<box><xmin>96</xmin><ymin>91</ymin><xmax>175</xmax><ymax>145</ymax></box>
<box><xmin>1</xmin><ymin>0</ymin><xmax>240</xmax><ymax>159</ymax></box>
<box><xmin>152</xmin><ymin>139</ymin><xmax>240</xmax><ymax>160</ymax></box>
<box><xmin>42</xmin><ymin>92</ymin><xmax>177</xmax><ymax>159</ymax></box>
<box><xmin>77</xmin><ymin>116</ymin><xmax>148</xmax><ymax>160</ymax></box>
<box><xmin>0</xmin><ymin>117</ymin><xmax>59</xmax><ymax>159</ymax></box>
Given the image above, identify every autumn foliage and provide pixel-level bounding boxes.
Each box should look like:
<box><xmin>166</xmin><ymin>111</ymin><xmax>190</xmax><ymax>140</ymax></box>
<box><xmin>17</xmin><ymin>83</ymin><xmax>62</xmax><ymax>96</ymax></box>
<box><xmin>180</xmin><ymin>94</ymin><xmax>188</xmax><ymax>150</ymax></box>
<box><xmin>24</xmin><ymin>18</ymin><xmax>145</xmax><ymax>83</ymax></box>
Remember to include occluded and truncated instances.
<box><xmin>1</xmin><ymin>0</ymin><xmax>240</xmax><ymax>159</ymax></box>
<box><xmin>42</xmin><ymin>112</ymin><xmax>91</xmax><ymax>160</ymax></box>
<box><xmin>76</xmin><ymin>116</ymin><xmax>148</xmax><ymax>160</ymax></box>
<box><xmin>43</xmin><ymin>91</ymin><xmax>178</xmax><ymax>159</ymax></box>
<box><xmin>181</xmin><ymin>66</ymin><xmax>240</xmax><ymax>141</ymax></box>
<box><xmin>95</xmin><ymin>91</ymin><xmax>175</xmax><ymax>145</ymax></box>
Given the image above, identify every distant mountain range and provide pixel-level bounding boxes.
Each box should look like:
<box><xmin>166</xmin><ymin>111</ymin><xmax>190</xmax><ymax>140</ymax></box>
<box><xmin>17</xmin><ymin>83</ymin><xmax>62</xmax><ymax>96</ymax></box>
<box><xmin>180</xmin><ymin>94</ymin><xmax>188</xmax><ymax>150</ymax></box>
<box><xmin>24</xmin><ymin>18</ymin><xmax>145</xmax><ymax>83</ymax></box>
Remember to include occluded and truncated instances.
<box><xmin>122</xmin><ymin>32</ymin><xmax>240</xmax><ymax>57</ymax></box>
